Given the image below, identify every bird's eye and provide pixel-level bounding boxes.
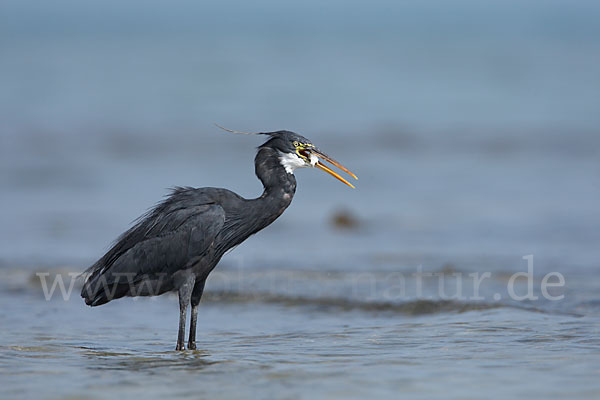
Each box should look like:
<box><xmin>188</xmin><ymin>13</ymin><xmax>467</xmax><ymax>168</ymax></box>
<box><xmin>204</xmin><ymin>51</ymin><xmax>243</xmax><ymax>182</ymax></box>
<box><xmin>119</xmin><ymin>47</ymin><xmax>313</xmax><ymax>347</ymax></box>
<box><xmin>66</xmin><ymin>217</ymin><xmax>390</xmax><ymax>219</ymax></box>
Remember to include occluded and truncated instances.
<box><xmin>293</xmin><ymin>141</ymin><xmax>299</xmax><ymax>147</ymax></box>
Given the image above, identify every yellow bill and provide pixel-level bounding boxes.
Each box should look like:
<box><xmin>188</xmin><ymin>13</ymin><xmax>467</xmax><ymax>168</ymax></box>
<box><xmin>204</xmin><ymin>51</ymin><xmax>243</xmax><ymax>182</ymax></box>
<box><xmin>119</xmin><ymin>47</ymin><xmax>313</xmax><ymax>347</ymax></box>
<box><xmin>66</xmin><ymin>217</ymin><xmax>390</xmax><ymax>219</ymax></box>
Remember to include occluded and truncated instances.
<box><xmin>314</xmin><ymin>160</ymin><xmax>356</xmax><ymax>189</ymax></box>
<box><xmin>313</xmin><ymin>149</ymin><xmax>358</xmax><ymax>180</ymax></box>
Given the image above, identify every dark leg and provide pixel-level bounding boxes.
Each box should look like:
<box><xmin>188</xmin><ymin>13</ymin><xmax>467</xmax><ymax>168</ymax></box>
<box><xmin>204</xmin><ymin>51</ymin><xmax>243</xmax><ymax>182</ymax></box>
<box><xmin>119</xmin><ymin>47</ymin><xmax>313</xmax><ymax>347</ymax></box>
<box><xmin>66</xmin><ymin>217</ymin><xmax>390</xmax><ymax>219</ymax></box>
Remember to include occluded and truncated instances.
<box><xmin>176</xmin><ymin>274</ymin><xmax>195</xmax><ymax>351</ymax></box>
<box><xmin>188</xmin><ymin>280</ymin><xmax>206</xmax><ymax>350</ymax></box>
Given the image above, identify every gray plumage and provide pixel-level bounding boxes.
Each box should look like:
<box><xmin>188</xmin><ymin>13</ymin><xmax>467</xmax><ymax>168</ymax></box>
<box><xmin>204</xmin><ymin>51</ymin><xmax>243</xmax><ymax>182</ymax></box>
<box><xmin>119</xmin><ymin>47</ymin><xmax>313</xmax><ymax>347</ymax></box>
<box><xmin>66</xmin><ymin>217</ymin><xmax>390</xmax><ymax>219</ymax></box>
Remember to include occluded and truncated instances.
<box><xmin>81</xmin><ymin>129</ymin><xmax>355</xmax><ymax>350</ymax></box>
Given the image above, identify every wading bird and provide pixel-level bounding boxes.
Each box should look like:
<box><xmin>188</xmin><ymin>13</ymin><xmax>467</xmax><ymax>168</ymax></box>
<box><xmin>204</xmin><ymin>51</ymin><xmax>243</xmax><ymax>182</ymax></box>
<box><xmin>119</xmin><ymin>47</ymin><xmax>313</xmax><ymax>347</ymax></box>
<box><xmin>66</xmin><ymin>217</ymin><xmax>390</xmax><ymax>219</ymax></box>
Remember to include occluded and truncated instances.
<box><xmin>81</xmin><ymin>127</ymin><xmax>357</xmax><ymax>350</ymax></box>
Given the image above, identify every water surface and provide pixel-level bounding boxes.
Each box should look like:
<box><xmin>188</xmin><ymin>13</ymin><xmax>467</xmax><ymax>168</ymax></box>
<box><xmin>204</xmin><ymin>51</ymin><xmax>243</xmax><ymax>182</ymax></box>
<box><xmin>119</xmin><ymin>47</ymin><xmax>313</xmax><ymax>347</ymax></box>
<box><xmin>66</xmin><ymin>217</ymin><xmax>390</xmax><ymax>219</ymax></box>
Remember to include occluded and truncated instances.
<box><xmin>1</xmin><ymin>0</ymin><xmax>600</xmax><ymax>398</ymax></box>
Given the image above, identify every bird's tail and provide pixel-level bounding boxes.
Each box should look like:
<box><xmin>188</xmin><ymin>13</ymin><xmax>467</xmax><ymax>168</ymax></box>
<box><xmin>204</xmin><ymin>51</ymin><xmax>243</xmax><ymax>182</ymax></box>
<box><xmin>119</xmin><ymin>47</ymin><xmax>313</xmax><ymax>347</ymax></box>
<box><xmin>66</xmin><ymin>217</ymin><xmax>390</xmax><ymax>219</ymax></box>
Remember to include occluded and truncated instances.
<box><xmin>80</xmin><ymin>263</ymin><xmax>129</xmax><ymax>307</ymax></box>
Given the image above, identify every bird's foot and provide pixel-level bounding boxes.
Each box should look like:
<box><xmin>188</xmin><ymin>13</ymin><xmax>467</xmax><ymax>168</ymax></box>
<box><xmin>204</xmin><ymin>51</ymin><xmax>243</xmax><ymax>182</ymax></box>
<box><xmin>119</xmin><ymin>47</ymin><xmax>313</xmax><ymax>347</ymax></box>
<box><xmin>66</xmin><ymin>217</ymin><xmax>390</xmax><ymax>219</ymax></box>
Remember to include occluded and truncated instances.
<box><xmin>175</xmin><ymin>342</ymin><xmax>185</xmax><ymax>351</ymax></box>
<box><xmin>188</xmin><ymin>341</ymin><xmax>197</xmax><ymax>350</ymax></box>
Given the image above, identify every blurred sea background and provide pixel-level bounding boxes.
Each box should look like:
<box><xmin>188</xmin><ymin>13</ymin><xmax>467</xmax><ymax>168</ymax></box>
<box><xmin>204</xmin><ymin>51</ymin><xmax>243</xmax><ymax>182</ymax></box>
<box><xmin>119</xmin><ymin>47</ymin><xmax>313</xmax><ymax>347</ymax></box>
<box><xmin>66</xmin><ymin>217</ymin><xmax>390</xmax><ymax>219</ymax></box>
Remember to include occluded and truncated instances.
<box><xmin>1</xmin><ymin>0</ymin><xmax>599</xmax><ymax>398</ymax></box>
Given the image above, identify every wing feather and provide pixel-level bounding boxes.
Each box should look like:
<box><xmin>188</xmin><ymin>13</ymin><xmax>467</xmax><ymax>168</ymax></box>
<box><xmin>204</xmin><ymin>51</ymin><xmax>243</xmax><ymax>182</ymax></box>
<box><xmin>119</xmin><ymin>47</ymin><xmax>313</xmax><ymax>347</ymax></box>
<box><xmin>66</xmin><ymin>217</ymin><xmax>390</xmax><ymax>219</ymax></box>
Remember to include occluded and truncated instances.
<box><xmin>81</xmin><ymin>188</ymin><xmax>225</xmax><ymax>305</ymax></box>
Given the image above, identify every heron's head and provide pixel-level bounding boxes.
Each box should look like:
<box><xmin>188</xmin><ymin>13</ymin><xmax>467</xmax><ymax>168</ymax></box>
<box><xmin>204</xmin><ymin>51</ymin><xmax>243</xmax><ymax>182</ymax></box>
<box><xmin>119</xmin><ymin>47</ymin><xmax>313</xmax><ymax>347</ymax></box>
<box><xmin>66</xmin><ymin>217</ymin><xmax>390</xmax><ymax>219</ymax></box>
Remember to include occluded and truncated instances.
<box><xmin>217</xmin><ymin>125</ymin><xmax>357</xmax><ymax>188</ymax></box>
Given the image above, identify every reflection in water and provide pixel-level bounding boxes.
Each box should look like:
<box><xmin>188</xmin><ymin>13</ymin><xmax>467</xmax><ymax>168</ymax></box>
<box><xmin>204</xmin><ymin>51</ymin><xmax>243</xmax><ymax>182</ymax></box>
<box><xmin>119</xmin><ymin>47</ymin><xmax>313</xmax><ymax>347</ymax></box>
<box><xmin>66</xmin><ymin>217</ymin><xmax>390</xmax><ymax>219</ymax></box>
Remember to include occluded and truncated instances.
<box><xmin>80</xmin><ymin>347</ymin><xmax>218</xmax><ymax>372</ymax></box>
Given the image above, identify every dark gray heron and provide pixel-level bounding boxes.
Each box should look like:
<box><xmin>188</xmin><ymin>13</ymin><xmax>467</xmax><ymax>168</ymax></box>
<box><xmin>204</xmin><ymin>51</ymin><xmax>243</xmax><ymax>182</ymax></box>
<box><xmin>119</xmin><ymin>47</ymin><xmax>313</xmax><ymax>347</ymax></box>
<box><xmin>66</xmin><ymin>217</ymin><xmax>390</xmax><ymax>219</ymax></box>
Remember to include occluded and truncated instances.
<box><xmin>81</xmin><ymin>126</ymin><xmax>357</xmax><ymax>350</ymax></box>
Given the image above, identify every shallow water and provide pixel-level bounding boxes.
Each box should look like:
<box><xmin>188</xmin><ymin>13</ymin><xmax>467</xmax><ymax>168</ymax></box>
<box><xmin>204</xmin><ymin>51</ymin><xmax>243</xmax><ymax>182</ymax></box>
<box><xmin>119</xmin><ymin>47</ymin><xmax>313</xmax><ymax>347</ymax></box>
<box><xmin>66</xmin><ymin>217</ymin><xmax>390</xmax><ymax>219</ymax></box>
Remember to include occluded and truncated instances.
<box><xmin>2</xmin><ymin>263</ymin><xmax>599</xmax><ymax>399</ymax></box>
<box><xmin>2</xmin><ymin>0</ymin><xmax>600</xmax><ymax>398</ymax></box>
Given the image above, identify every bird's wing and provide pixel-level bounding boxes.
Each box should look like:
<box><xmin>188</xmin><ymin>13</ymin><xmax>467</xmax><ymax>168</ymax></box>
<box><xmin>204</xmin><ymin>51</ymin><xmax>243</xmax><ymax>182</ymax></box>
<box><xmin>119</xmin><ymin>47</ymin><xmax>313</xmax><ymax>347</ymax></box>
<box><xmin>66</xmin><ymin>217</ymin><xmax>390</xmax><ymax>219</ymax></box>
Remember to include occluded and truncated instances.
<box><xmin>82</xmin><ymin>188</ymin><xmax>225</xmax><ymax>295</ymax></box>
<box><xmin>106</xmin><ymin>203</ymin><xmax>225</xmax><ymax>280</ymax></box>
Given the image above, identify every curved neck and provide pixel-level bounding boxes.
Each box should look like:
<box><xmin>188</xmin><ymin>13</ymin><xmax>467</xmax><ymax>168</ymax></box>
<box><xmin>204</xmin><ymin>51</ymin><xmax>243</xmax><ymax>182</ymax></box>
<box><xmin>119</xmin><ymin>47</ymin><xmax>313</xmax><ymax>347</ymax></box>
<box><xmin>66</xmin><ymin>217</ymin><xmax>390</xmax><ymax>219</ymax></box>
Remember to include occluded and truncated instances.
<box><xmin>255</xmin><ymin>147</ymin><xmax>296</xmax><ymax>193</ymax></box>
<box><xmin>252</xmin><ymin>146</ymin><xmax>296</xmax><ymax>224</ymax></box>
<box><xmin>213</xmin><ymin>147</ymin><xmax>297</xmax><ymax>256</ymax></box>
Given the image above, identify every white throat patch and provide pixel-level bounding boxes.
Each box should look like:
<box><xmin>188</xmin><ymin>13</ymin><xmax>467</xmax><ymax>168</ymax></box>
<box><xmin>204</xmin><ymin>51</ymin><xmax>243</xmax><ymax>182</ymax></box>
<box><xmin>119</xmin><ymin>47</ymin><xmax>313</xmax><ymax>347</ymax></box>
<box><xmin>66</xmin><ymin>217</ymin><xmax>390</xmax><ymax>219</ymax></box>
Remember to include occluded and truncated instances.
<box><xmin>279</xmin><ymin>152</ymin><xmax>318</xmax><ymax>174</ymax></box>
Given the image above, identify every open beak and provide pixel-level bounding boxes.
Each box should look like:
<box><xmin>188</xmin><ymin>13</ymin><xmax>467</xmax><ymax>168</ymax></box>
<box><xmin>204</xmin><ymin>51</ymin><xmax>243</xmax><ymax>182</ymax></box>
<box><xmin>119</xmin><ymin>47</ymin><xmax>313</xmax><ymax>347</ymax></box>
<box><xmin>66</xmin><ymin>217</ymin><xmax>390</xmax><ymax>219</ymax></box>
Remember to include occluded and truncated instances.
<box><xmin>311</xmin><ymin>148</ymin><xmax>358</xmax><ymax>189</ymax></box>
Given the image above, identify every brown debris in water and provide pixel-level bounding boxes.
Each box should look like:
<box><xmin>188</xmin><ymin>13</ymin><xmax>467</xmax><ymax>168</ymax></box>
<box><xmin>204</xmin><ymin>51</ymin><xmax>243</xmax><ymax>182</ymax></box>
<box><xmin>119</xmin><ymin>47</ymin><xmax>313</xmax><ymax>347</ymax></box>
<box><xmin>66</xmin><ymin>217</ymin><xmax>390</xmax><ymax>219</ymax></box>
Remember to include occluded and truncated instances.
<box><xmin>330</xmin><ymin>209</ymin><xmax>360</xmax><ymax>230</ymax></box>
